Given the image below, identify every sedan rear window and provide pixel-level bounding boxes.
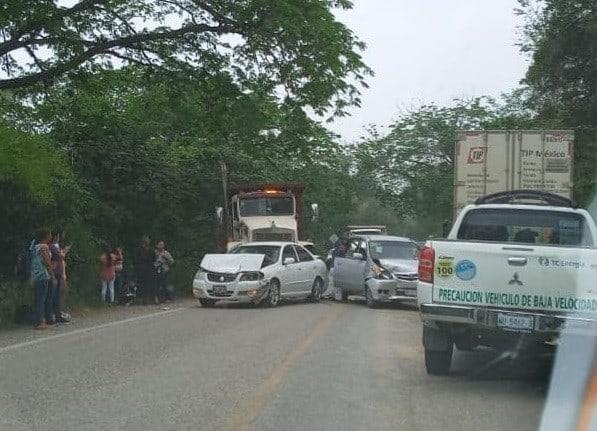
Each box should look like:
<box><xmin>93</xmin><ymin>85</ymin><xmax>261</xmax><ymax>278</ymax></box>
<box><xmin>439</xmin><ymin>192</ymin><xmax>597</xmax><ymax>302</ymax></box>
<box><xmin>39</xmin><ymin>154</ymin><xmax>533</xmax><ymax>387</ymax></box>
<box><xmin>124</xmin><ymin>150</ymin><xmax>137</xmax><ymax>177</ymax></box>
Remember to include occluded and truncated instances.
<box><xmin>457</xmin><ymin>208</ymin><xmax>592</xmax><ymax>246</ymax></box>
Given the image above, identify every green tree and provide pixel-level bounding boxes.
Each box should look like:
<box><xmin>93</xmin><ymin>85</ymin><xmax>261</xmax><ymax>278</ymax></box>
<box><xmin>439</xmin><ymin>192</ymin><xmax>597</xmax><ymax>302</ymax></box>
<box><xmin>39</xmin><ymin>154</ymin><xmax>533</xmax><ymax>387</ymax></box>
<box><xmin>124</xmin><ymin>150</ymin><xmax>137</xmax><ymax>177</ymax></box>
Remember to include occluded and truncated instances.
<box><xmin>354</xmin><ymin>99</ymin><xmax>497</xmax><ymax>236</ymax></box>
<box><xmin>518</xmin><ymin>0</ymin><xmax>597</xmax><ymax>126</ymax></box>
<box><xmin>0</xmin><ymin>0</ymin><xmax>371</xmax><ymax>116</ymax></box>
<box><xmin>517</xmin><ymin>0</ymin><xmax>597</xmax><ymax>205</ymax></box>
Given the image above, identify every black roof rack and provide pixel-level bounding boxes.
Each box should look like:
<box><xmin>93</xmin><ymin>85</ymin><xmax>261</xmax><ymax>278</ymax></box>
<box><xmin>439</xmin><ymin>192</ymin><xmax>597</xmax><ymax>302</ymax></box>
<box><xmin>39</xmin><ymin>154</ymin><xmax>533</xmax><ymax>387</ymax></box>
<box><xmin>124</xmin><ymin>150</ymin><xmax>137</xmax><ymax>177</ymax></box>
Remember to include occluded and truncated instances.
<box><xmin>474</xmin><ymin>190</ymin><xmax>577</xmax><ymax>208</ymax></box>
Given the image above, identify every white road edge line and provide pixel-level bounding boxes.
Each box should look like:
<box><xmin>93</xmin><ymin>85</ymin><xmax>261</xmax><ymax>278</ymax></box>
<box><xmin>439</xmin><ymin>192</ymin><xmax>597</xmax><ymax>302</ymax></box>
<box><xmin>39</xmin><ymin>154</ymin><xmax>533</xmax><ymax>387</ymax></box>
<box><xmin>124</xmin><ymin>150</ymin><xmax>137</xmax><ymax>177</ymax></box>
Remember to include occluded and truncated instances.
<box><xmin>0</xmin><ymin>306</ymin><xmax>189</xmax><ymax>354</ymax></box>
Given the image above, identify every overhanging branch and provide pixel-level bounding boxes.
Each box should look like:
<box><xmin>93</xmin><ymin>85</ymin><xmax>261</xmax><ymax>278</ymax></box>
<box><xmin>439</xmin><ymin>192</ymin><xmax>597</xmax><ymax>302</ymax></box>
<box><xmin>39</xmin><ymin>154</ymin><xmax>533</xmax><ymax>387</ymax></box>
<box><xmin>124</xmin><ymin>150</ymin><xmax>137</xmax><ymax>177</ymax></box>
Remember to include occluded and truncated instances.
<box><xmin>0</xmin><ymin>22</ymin><xmax>240</xmax><ymax>90</ymax></box>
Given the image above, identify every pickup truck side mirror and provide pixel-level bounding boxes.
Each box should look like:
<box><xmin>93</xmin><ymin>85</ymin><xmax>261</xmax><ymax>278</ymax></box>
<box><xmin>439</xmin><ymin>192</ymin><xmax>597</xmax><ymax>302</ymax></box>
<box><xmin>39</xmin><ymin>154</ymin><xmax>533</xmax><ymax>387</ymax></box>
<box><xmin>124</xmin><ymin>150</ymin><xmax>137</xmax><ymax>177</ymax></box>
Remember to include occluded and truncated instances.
<box><xmin>283</xmin><ymin>257</ymin><xmax>296</xmax><ymax>265</ymax></box>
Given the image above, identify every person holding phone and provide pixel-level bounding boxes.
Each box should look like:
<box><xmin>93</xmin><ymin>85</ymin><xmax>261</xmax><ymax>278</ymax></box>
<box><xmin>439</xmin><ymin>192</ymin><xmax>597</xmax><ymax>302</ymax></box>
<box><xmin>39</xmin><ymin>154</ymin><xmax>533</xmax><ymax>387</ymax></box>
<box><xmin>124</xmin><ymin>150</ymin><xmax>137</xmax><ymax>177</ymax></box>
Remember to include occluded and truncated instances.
<box><xmin>154</xmin><ymin>240</ymin><xmax>174</xmax><ymax>302</ymax></box>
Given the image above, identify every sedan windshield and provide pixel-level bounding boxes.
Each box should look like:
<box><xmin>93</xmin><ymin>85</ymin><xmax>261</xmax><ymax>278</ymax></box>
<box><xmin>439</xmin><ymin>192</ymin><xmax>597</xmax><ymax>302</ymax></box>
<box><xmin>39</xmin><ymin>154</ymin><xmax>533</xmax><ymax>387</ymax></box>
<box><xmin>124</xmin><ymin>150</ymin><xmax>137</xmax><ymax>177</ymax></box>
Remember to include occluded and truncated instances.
<box><xmin>231</xmin><ymin>245</ymin><xmax>281</xmax><ymax>266</ymax></box>
<box><xmin>369</xmin><ymin>241</ymin><xmax>418</xmax><ymax>260</ymax></box>
<box><xmin>239</xmin><ymin>197</ymin><xmax>294</xmax><ymax>216</ymax></box>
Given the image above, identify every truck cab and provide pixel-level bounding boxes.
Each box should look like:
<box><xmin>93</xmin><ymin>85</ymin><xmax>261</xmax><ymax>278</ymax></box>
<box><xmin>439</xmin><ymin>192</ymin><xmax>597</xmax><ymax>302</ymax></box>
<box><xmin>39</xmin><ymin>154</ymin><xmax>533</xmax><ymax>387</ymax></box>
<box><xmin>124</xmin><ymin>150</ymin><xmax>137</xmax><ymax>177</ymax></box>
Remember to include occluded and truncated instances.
<box><xmin>225</xmin><ymin>183</ymin><xmax>307</xmax><ymax>251</ymax></box>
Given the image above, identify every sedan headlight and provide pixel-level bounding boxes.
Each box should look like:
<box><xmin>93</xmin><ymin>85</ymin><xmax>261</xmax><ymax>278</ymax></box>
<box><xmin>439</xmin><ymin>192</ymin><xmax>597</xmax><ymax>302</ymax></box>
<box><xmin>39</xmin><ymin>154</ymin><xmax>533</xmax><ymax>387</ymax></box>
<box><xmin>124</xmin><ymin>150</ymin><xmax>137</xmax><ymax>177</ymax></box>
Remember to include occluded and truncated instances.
<box><xmin>239</xmin><ymin>271</ymin><xmax>264</xmax><ymax>282</ymax></box>
<box><xmin>372</xmin><ymin>264</ymin><xmax>393</xmax><ymax>280</ymax></box>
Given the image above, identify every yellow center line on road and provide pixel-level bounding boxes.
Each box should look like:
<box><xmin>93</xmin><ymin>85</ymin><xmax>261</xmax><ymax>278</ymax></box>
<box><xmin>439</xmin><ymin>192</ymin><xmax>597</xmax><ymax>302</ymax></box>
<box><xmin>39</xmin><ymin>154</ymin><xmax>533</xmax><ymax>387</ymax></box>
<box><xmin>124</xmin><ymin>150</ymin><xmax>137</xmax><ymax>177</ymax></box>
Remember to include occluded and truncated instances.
<box><xmin>225</xmin><ymin>305</ymin><xmax>345</xmax><ymax>431</ymax></box>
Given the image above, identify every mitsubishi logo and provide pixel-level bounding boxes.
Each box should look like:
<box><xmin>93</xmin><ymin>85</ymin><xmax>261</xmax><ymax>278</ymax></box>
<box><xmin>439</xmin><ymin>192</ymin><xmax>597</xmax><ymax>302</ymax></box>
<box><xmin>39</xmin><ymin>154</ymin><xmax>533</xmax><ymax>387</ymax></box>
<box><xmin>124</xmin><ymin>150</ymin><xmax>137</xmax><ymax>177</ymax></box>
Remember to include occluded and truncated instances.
<box><xmin>220</xmin><ymin>276</ymin><xmax>225</xmax><ymax>282</ymax></box>
<box><xmin>509</xmin><ymin>272</ymin><xmax>523</xmax><ymax>286</ymax></box>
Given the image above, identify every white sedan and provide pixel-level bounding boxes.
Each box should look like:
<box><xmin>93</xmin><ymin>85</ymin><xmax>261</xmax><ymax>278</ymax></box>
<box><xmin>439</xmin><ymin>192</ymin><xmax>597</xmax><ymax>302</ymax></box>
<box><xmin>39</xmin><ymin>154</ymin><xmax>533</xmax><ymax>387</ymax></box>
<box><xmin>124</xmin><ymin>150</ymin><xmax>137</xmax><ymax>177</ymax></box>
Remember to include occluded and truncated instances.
<box><xmin>192</xmin><ymin>242</ymin><xmax>328</xmax><ymax>307</ymax></box>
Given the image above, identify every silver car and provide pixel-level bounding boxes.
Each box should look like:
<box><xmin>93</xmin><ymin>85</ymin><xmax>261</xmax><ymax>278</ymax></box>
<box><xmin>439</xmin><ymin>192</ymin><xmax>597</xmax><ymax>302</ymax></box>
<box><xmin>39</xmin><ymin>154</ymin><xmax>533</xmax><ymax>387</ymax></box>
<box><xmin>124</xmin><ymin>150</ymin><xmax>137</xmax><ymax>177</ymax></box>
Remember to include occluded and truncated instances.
<box><xmin>332</xmin><ymin>235</ymin><xmax>420</xmax><ymax>307</ymax></box>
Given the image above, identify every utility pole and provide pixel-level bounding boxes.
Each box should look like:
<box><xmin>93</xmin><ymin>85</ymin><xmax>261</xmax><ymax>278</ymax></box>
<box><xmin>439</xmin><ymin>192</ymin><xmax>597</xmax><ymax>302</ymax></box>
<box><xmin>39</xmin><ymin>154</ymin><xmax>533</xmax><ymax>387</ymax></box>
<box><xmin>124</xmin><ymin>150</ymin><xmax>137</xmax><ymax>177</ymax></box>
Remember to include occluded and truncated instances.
<box><xmin>219</xmin><ymin>159</ymin><xmax>230</xmax><ymax>224</ymax></box>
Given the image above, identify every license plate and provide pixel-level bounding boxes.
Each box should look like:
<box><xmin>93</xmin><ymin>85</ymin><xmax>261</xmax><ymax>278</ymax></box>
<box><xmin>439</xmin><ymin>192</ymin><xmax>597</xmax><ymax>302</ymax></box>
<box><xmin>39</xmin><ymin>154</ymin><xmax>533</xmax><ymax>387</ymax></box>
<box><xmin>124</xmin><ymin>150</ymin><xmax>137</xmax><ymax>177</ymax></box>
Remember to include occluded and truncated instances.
<box><xmin>497</xmin><ymin>313</ymin><xmax>534</xmax><ymax>332</ymax></box>
<box><xmin>403</xmin><ymin>290</ymin><xmax>416</xmax><ymax>297</ymax></box>
<box><xmin>213</xmin><ymin>285</ymin><xmax>227</xmax><ymax>295</ymax></box>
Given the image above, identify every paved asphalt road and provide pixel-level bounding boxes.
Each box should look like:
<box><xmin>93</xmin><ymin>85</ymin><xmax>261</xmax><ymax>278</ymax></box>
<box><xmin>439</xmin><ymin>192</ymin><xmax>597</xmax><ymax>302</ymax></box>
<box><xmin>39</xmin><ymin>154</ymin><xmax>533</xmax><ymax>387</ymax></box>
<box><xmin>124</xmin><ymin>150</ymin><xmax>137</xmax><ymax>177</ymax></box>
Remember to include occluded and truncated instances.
<box><xmin>0</xmin><ymin>298</ymin><xmax>550</xmax><ymax>431</ymax></box>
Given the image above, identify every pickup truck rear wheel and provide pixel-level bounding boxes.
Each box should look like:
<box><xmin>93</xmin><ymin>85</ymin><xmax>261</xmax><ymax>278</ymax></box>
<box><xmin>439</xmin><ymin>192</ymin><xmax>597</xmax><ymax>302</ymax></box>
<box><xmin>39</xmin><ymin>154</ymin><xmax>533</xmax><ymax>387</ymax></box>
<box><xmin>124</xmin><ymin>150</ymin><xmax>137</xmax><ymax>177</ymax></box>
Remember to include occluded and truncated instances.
<box><xmin>424</xmin><ymin>346</ymin><xmax>453</xmax><ymax>375</ymax></box>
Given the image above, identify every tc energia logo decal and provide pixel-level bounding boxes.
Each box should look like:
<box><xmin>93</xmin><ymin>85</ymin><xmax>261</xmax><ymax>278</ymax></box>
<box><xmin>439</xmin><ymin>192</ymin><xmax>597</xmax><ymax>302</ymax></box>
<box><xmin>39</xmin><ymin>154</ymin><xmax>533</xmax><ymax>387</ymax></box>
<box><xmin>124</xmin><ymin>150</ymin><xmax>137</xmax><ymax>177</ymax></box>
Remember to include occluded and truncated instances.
<box><xmin>455</xmin><ymin>260</ymin><xmax>477</xmax><ymax>281</ymax></box>
<box><xmin>538</xmin><ymin>256</ymin><xmax>585</xmax><ymax>269</ymax></box>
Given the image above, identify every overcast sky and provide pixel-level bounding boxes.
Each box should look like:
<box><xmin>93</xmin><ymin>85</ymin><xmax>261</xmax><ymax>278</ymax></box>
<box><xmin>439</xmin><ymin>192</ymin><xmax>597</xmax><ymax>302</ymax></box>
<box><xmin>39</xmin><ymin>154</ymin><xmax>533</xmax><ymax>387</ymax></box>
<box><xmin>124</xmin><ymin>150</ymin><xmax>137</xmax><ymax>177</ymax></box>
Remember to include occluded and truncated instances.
<box><xmin>328</xmin><ymin>0</ymin><xmax>529</xmax><ymax>141</ymax></box>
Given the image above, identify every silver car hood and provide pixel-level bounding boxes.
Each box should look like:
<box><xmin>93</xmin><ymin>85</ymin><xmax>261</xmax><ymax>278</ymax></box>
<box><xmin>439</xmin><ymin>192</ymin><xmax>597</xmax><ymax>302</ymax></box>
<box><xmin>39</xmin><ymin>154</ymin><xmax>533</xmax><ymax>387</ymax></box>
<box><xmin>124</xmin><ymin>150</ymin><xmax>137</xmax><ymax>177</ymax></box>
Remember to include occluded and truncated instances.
<box><xmin>200</xmin><ymin>254</ymin><xmax>264</xmax><ymax>273</ymax></box>
<box><xmin>379</xmin><ymin>258</ymin><xmax>418</xmax><ymax>274</ymax></box>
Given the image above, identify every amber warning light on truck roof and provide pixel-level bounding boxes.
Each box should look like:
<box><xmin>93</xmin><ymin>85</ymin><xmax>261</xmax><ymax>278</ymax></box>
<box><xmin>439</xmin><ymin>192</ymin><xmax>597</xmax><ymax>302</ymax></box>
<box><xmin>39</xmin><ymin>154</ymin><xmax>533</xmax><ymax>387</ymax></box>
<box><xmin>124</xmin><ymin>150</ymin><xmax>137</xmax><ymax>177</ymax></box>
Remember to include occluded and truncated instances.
<box><xmin>264</xmin><ymin>189</ymin><xmax>280</xmax><ymax>194</ymax></box>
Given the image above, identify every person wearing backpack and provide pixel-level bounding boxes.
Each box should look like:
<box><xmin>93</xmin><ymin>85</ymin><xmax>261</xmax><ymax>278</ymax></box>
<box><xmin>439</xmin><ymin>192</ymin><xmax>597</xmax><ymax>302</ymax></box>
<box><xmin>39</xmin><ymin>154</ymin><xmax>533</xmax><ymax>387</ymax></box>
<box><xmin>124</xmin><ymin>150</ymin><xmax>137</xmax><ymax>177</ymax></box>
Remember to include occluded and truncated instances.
<box><xmin>31</xmin><ymin>229</ymin><xmax>56</xmax><ymax>330</ymax></box>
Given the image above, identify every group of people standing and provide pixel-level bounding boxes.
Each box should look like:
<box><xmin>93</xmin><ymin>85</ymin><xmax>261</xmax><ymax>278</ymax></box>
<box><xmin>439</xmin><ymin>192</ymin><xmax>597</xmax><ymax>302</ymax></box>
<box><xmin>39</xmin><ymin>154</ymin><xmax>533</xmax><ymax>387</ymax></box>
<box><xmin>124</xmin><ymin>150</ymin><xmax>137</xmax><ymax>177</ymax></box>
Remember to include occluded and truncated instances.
<box><xmin>99</xmin><ymin>236</ymin><xmax>175</xmax><ymax>306</ymax></box>
<box><xmin>28</xmin><ymin>230</ymin><xmax>175</xmax><ymax>330</ymax></box>
<box><xmin>30</xmin><ymin>229</ymin><xmax>71</xmax><ymax>330</ymax></box>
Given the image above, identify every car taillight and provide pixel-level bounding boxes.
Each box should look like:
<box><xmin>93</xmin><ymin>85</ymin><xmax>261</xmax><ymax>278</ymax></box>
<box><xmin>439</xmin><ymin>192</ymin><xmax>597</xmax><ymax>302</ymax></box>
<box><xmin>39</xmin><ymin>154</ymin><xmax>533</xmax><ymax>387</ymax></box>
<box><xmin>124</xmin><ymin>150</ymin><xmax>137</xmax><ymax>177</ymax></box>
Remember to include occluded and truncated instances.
<box><xmin>418</xmin><ymin>246</ymin><xmax>435</xmax><ymax>283</ymax></box>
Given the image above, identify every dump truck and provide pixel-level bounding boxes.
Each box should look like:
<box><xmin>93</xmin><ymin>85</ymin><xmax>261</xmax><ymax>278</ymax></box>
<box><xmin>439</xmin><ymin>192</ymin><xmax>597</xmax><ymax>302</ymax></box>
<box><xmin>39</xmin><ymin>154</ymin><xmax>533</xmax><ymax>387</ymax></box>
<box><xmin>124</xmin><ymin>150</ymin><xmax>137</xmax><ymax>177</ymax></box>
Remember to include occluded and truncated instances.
<box><xmin>218</xmin><ymin>182</ymin><xmax>316</xmax><ymax>251</ymax></box>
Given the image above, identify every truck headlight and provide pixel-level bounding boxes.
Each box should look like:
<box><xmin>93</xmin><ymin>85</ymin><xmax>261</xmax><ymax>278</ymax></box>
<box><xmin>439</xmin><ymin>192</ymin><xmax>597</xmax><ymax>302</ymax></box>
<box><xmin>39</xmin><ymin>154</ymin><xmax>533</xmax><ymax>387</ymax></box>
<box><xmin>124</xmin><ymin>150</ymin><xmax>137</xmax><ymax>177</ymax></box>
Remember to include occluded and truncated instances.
<box><xmin>239</xmin><ymin>271</ymin><xmax>264</xmax><ymax>282</ymax></box>
<box><xmin>372</xmin><ymin>265</ymin><xmax>393</xmax><ymax>280</ymax></box>
<box><xmin>194</xmin><ymin>269</ymin><xmax>206</xmax><ymax>280</ymax></box>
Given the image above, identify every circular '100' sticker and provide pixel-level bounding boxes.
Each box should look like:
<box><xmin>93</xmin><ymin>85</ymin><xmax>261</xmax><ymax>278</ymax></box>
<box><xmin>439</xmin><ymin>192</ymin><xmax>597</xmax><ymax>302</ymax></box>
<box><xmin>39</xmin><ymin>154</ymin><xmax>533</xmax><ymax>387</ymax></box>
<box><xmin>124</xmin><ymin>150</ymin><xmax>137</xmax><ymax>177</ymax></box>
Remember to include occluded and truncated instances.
<box><xmin>455</xmin><ymin>260</ymin><xmax>477</xmax><ymax>281</ymax></box>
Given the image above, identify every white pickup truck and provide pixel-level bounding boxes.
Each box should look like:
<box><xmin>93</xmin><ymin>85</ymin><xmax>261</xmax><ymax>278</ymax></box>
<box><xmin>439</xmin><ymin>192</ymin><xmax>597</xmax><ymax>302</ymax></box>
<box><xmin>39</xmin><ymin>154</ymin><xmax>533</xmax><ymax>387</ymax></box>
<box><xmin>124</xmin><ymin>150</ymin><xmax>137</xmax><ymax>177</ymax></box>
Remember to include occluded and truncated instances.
<box><xmin>417</xmin><ymin>190</ymin><xmax>597</xmax><ymax>375</ymax></box>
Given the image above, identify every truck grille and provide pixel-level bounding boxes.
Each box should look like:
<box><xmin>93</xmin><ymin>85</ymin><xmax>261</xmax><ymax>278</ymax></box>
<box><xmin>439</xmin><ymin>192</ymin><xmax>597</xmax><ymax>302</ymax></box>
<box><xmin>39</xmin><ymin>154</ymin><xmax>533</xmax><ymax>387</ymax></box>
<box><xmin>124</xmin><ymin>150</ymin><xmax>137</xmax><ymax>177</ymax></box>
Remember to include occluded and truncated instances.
<box><xmin>253</xmin><ymin>232</ymin><xmax>293</xmax><ymax>242</ymax></box>
<box><xmin>207</xmin><ymin>272</ymin><xmax>237</xmax><ymax>283</ymax></box>
<box><xmin>395</xmin><ymin>273</ymin><xmax>418</xmax><ymax>281</ymax></box>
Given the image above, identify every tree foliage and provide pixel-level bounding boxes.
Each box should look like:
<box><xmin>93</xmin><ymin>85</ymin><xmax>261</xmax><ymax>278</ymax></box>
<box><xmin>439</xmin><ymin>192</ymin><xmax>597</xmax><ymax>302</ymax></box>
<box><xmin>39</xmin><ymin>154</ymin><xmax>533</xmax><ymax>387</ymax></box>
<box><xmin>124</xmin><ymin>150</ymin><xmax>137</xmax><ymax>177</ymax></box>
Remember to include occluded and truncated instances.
<box><xmin>517</xmin><ymin>0</ymin><xmax>597</xmax><ymax>205</ymax></box>
<box><xmin>353</xmin><ymin>99</ymin><xmax>500</xmax><ymax>235</ymax></box>
<box><xmin>518</xmin><ymin>0</ymin><xmax>597</xmax><ymax>127</ymax></box>
<box><xmin>0</xmin><ymin>0</ymin><xmax>371</xmax><ymax>116</ymax></box>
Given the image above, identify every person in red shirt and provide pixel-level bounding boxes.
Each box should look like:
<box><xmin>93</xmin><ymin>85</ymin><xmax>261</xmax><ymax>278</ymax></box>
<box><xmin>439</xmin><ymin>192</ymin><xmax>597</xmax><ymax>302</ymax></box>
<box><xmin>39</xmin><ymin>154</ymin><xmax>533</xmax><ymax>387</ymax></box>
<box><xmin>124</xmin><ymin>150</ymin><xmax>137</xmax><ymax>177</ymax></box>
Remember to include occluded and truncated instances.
<box><xmin>99</xmin><ymin>250</ymin><xmax>116</xmax><ymax>304</ymax></box>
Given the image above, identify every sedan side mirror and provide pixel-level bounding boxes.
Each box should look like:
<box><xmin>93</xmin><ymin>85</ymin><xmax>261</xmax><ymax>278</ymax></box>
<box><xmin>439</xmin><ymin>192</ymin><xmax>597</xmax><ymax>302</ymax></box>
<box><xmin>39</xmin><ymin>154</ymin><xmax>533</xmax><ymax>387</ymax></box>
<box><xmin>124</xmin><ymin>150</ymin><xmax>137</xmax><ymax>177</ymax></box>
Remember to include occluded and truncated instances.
<box><xmin>283</xmin><ymin>257</ymin><xmax>296</xmax><ymax>265</ymax></box>
<box><xmin>352</xmin><ymin>252</ymin><xmax>364</xmax><ymax>260</ymax></box>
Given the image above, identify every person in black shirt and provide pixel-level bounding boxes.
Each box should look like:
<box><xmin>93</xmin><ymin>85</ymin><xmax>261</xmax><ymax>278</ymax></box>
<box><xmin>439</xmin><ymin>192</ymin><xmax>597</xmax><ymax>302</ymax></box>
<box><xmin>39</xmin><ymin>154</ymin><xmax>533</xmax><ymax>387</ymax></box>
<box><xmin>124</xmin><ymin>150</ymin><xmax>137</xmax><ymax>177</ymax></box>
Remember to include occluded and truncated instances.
<box><xmin>135</xmin><ymin>236</ymin><xmax>156</xmax><ymax>304</ymax></box>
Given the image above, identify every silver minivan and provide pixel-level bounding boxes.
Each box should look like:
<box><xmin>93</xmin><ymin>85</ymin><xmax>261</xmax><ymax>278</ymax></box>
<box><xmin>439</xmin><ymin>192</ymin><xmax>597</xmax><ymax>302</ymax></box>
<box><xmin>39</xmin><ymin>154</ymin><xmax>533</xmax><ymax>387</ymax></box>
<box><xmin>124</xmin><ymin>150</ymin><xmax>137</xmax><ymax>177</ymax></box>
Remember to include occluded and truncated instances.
<box><xmin>332</xmin><ymin>235</ymin><xmax>420</xmax><ymax>307</ymax></box>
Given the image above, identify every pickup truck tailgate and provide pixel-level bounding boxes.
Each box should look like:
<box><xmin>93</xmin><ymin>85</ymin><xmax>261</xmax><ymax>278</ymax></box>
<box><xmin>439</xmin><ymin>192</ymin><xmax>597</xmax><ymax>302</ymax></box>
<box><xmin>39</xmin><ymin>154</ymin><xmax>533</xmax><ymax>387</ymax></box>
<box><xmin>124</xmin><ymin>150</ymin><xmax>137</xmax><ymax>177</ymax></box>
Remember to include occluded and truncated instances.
<box><xmin>431</xmin><ymin>240</ymin><xmax>597</xmax><ymax>315</ymax></box>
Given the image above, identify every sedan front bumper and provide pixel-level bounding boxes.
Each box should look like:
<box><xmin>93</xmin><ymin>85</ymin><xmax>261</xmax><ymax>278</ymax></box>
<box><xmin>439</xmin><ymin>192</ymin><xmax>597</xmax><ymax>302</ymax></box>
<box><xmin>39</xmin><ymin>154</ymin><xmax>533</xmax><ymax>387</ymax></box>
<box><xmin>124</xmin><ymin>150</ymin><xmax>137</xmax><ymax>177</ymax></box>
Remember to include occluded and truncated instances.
<box><xmin>192</xmin><ymin>278</ymin><xmax>269</xmax><ymax>304</ymax></box>
<box><xmin>393</xmin><ymin>277</ymin><xmax>418</xmax><ymax>300</ymax></box>
<box><xmin>367</xmin><ymin>278</ymin><xmax>401</xmax><ymax>302</ymax></box>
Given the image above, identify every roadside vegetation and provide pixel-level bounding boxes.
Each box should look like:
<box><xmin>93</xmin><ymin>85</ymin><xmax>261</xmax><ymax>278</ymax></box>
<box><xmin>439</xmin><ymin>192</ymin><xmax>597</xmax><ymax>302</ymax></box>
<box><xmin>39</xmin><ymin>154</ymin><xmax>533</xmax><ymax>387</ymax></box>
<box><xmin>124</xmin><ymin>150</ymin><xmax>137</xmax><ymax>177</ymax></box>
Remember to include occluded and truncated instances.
<box><xmin>1</xmin><ymin>0</ymin><xmax>595</xmax><ymax>325</ymax></box>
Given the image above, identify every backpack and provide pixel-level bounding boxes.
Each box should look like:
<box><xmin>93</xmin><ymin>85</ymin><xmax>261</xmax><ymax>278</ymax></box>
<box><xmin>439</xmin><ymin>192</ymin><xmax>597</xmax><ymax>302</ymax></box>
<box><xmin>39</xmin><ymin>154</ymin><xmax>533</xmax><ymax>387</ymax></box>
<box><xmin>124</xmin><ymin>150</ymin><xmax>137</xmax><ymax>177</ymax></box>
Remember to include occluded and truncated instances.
<box><xmin>15</xmin><ymin>240</ymin><xmax>35</xmax><ymax>282</ymax></box>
